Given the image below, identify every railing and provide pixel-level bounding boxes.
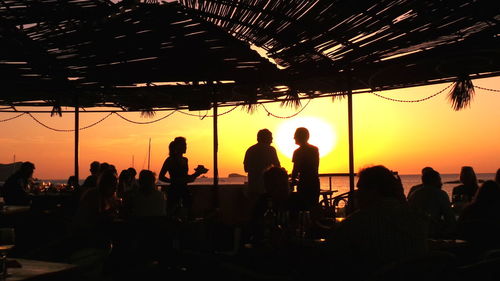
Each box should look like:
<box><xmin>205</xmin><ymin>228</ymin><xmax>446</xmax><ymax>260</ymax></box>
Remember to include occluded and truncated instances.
<box><xmin>317</xmin><ymin>171</ymin><xmax>399</xmax><ymax>218</ymax></box>
<box><xmin>318</xmin><ymin>173</ymin><xmax>357</xmax><ymax>192</ymax></box>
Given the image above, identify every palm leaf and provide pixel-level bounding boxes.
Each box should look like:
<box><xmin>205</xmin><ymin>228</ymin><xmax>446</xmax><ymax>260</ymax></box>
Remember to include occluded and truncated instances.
<box><xmin>140</xmin><ymin>108</ymin><xmax>156</xmax><ymax>118</ymax></box>
<box><xmin>331</xmin><ymin>90</ymin><xmax>349</xmax><ymax>102</ymax></box>
<box><xmin>448</xmin><ymin>76</ymin><xmax>475</xmax><ymax>111</ymax></box>
<box><xmin>280</xmin><ymin>89</ymin><xmax>301</xmax><ymax>108</ymax></box>
<box><xmin>242</xmin><ymin>102</ymin><xmax>259</xmax><ymax>113</ymax></box>
<box><xmin>50</xmin><ymin>105</ymin><xmax>62</xmax><ymax>117</ymax></box>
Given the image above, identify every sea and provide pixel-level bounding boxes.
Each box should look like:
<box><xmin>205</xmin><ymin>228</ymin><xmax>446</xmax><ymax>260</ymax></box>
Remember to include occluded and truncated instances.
<box><xmin>43</xmin><ymin>173</ymin><xmax>496</xmax><ymax>199</ymax></box>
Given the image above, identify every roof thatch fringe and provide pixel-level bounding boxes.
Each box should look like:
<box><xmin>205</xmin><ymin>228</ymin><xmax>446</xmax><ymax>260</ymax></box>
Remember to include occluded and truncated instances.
<box><xmin>280</xmin><ymin>89</ymin><xmax>301</xmax><ymax>109</ymax></box>
<box><xmin>242</xmin><ymin>102</ymin><xmax>259</xmax><ymax>113</ymax></box>
<box><xmin>50</xmin><ymin>105</ymin><xmax>62</xmax><ymax>117</ymax></box>
<box><xmin>331</xmin><ymin>90</ymin><xmax>349</xmax><ymax>102</ymax></box>
<box><xmin>448</xmin><ymin>75</ymin><xmax>475</xmax><ymax>111</ymax></box>
<box><xmin>140</xmin><ymin>109</ymin><xmax>156</xmax><ymax>118</ymax></box>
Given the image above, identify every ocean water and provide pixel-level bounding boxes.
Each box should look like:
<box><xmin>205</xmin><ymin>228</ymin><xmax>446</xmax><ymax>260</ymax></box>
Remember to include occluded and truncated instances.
<box><xmin>44</xmin><ymin>173</ymin><xmax>496</xmax><ymax>199</ymax></box>
<box><xmin>191</xmin><ymin>173</ymin><xmax>497</xmax><ymax>199</ymax></box>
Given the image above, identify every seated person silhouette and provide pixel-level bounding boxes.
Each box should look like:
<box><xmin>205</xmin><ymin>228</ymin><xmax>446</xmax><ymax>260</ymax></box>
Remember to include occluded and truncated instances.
<box><xmin>117</xmin><ymin>169</ymin><xmax>132</xmax><ymax>198</ymax></box>
<box><xmin>408</xmin><ymin>169</ymin><xmax>456</xmax><ymax>238</ymax></box>
<box><xmin>2</xmin><ymin>161</ymin><xmax>35</xmax><ymax>205</ymax></box>
<box><xmin>246</xmin><ymin>166</ymin><xmax>292</xmax><ymax>247</ymax></box>
<box><xmin>407</xmin><ymin>167</ymin><xmax>435</xmax><ymax>199</ymax></box>
<box><xmin>321</xmin><ymin>165</ymin><xmax>428</xmax><ymax>281</ymax></box>
<box><xmin>81</xmin><ymin>161</ymin><xmax>100</xmax><ymax>189</ymax></box>
<box><xmin>452</xmin><ymin>166</ymin><xmax>479</xmax><ymax>205</ymax></box>
<box><xmin>457</xmin><ymin>180</ymin><xmax>500</xmax><ymax>251</ymax></box>
<box><xmin>71</xmin><ymin>169</ymin><xmax>120</xmax><ymax>250</ymax></box>
<box><xmin>122</xmin><ymin>170</ymin><xmax>166</xmax><ymax>219</ymax></box>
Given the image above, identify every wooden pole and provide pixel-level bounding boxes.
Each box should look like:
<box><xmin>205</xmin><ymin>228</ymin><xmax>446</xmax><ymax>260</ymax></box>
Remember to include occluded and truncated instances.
<box><xmin>213</xmin><ymin>101</ymin><xmax>219</xmax><ymax>187</ymax></box>
<box><xmin>347</xmin><ymin>88</ymin><xmax>355</xmax><ymax>214</ymax></box>
<box><xmin>74</xmin><ymin>97</ymin><xmax>79</xmax><ymax>187</ymax></box>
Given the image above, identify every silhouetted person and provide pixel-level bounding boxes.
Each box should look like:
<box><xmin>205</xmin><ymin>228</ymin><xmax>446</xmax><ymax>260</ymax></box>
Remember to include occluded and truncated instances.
<box><xmin>71</xmin><ymin>169</ymin><xmax>120</xmax><ymax>247</ymax></box>
<box><xmin>98</xmin><ymin>162</ymin><xmax>111</xmax><ymax>177</ymax></box>
<box><xmin>69</xmin><ymin>169</ymin><xmax>120</xmax><ymax>280</ymax></box>
<box><xmin>408</xmin><ymin>169</ymin><xmax>456</xmax><ymax>238</ymax></box>
<box><xmin>117</xmin><ymin>169</ymin><xmax>132</xmax><ymax>198</ymax></box>
<box><xmin>246</xmin><ymin>167</ymin><xmax>292</xmax><ymax>244</ymax></box>
<box><xmin>159</xmin><ymin>137</ymin><xmax>208</xmax><ymax>217</ymax></box>
<box><xmin>2</xmin><ymin>161</ymin><xmax>34</xmax><ymax>205</ymax></box>
<box><xmin>407</xmin><ymin>167</ymin><xmax>435</xmax><ymax>198</ymax></box>
<box><xmin>291</xmin><ymin>127</ymin><xmax>320</xmax><ymax>211</ymax></box>
<box><xmin>452</xmin><ymin>166</ymin><xmax>479</xmax><ymax>207</ymax></box>
<box><xmin>322</xmin><ymin>165</ymin><xmax>427</xmax><ymax>281</ymax></box>
<box><xmin>243</xmin><ymin>129</ymin><xmax>281</xmax><ymax>213</ymax></box>
<box><xmin>82</xmin><ymin>161</ymin><xmax>100</xmax><ymax>188</ymax></box>
<box><xmin>457</xmin><ymin>180</ymin><xmax>500</xmax><ymax>251</ymax></box>
<box><xmin>127</xmin><ymin>167</ymin><xmax>139</xmax><ymax>190</ymax></box>
<box><xmin>495</xmin><ymin>168</ymin><xmax>500</xmax><ymax>184</ymax></box>
<box><xmin>67</xmin><ymin>175</ymin><xmax>78</xmax><ymax>188</ymax></box>
<box><xmin>122</xmin><ymin>170</ymin><xmax>166</xmax><ymax>219</ymax></box>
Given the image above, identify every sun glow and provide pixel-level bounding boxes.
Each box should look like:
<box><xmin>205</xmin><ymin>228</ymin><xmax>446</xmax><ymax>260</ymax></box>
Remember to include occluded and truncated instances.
<box><xmin>275</xmin><ymin>117</ymin><xmax>337</xmax><ymax>159</ymax></box>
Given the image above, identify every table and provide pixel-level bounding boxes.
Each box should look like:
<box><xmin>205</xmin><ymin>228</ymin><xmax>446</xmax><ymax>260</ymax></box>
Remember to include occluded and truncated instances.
<box><xmin>7</xmin><ymin>258</ymin><xmax>77</xmax><ymax>281</ymax></box>
<box><xmin>0</xmin><ymin>206</ymin><xmax>30</xmax><ymax>216</ymax></box>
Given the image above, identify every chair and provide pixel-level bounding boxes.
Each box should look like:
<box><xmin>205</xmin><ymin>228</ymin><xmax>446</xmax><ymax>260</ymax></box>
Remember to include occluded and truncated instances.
<box><xmin>370</xmin><ymin>251</ymin><xmax>458</xmax><ymax>281</ymax></box>
<box><xmin>457</xmin><ymin>256</ymin><xmax>500</xmax><ymax>281</ymax></box>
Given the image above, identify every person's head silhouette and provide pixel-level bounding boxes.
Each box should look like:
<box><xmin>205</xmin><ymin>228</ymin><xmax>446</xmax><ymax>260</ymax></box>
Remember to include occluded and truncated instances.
<box><xmin>172</xmin><ymin>137</ymin><xmax>187</xmax><ymax>155</ymax></box>
<box><xmin>422</xmin><ymin>169</ymin><xmax>442</xmax><ymax>189</ymax></box>
<box><xmin>473</xmin><ymin>180</ymin><xmax>500</xmax><ymax>206</ymax></box>
<box><xmin>460</xmin><ymin>166</ymin><xmax>477</xmax><ymax>186</ymax></box>
<box><xmin>127</xmin><ymin>167</ymin><xmax>137</xmax><ymax>179</ymax></box>
<box><xmin>356</xmin><ymin>165</ymin><xmax>405</xmax><ymax>208</ymax></box>
<box><xmin>294</xmin><ymin>127</ymin><xmax>309</xmax><ymax>146</ymax></box>
<box><xmin>19</xmin><ymin>162</ymin><xmax>35</xmax><ymax>179</ymax></box>
<box><xmin>257</xmin><ymin>129</ymin><xmax>273</xmax><ymax>145</ymax></box>
<box><xmin>138</xmin><ymin>170</ymin><xmax>156</xmax><ymax>192</ymax></box>
<box><xmin>90</xmin><ymin>161</ymin><xmax>100</xmax><ymax>175</ymax></box>
<box><xmin>97</xmin><ymin>169</ymin><xmax>118</xmax><ymax>198</ymax></box>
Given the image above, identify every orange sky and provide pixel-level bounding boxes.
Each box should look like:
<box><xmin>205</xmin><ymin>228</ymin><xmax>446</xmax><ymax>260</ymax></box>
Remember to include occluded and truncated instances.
<box><xmin>1</xmin><ymin>77</ymin><xmax>499</xmax><ymax>180</ymax></box>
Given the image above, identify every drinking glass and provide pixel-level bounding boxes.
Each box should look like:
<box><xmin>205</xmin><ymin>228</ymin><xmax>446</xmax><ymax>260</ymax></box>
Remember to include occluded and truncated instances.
<box><xmin>335</xmin><ymin>201</ymin><xmax>347</xmax><ymax>223</ymax></box>
<box><xmin>0</xmin><ymin>228</ymin><xmax>15</xmax><ymax>279</ymax></box>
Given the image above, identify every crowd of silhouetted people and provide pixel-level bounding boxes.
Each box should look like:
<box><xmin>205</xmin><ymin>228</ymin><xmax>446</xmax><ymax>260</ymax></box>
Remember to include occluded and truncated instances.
<box><xmin>0</xmin><ymin>128</ymin><xmax>499</xmax><ymax>281</ymax></box>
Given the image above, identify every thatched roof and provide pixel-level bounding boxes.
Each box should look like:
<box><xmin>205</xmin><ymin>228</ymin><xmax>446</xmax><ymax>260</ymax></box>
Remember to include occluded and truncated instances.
<box><xmin>1</xmin><ymin>0</ymin><xmax>499</xmax><ymax>111</ymax></box>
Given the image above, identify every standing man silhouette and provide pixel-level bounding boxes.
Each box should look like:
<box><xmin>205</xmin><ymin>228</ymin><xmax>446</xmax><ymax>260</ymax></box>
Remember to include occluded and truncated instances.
<box><xmin>291</xmin><ymin>127</ymin><xmax>320</xmax><ymax>211</ymax></box>
<box><xmin>244</xmin><ymin>129</ymin><xmax>281</xmax><ymax>205</ymax></box>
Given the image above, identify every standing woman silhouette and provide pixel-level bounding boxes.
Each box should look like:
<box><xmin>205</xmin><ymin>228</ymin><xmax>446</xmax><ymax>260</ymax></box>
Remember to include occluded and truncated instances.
<box><xmin>159</xmin><ymin>137</ymin><xmax>208</xmax><ymax>217</ymax></box>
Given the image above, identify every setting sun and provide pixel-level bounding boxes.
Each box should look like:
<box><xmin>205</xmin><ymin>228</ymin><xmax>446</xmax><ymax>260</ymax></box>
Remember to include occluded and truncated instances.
<box><xmin>274</xmin><ymin>116</ymin><xmax>337</xmax><ymax>159</ymax></box>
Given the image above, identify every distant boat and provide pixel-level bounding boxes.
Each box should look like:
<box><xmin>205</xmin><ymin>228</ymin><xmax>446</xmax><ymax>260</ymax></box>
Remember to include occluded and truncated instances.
<box><xmin>228</xmin><ymin>173</ymin><xmax>245</xmax><ymax>178</ymax></box>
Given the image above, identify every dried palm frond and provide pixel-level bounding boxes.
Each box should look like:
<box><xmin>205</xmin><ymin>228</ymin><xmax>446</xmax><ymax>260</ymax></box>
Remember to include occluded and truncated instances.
<box><xmin>242</xmin><ymin>102</ymin><xmax>259</xmax><ymax>113</ymax></box>
<box><xmin>50</xmin><ymin>105</ymin><xmax>62</xmax><ymax>117</ymax></box>
<box><xmin>280</xmin><ymin>89</ymin><xmax>301</xmax><ymax>108</ymax></box>
<box><xmin>331</xmin><ymin>90</ymin><xmax>349</xmax><ymax>102</ymax></box>
<box><xmin>140</xmin><ymin>109</ymin><xmax>156</xmax><ymax>118</ymax></box>
<box><xmin>448</xmin><ymin>76</ymin><xmax>475</xmax><ymax>111</ymax></box>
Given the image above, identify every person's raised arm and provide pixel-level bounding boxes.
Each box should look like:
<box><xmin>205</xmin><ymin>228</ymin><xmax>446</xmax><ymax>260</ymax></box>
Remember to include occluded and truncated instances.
<box><xmin>186</xmin><ymin>159</ymin><xmax>208</xmax><ymax>183</ymax></box>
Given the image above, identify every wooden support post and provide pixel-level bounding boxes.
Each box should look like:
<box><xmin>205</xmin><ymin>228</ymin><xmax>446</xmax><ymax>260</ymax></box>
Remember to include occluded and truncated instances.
<box><xmin>74</xmin><ymin>96</ymin><xmax>79</xmax><ymax>187</ymax></box>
